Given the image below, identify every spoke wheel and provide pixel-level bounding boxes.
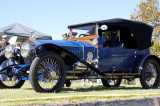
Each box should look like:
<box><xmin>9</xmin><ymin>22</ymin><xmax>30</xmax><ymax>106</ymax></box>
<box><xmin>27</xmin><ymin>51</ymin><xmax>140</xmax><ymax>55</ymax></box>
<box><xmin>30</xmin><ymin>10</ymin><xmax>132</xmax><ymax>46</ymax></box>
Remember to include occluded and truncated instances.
<box><xmin>0</xmin><ymin>55</ymin><xmax>25</xmax><ymax>88</ymax></box>
<box><xmin>101</xmin><ymin>76</ymin><xmax>122</xmax><ymax>87</ymax></box>
<box><xmin>140</xmin><ymin>58</ymin><xmax>160</xmax><ymax>89</ymax></box>
<box><xmin>29</xmin><ymin>52</ymin><xmax>66</xmax><ymax>93</ymax></box>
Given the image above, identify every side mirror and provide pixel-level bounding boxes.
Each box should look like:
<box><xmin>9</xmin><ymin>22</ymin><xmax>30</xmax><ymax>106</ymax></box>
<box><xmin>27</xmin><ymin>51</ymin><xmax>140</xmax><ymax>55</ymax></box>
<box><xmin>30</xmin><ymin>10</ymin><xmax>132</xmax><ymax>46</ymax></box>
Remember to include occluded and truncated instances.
<box><xmin>62</xmin><ymin>33</ymin><xmax>67</xmax><ymax>40</ymax></box>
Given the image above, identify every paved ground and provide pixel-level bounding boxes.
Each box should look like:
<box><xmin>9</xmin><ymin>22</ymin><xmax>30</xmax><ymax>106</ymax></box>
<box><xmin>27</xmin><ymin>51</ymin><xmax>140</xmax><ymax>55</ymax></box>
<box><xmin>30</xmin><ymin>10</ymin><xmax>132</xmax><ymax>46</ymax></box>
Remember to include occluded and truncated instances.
<box><xmin>41</xmin><ymin>97</ymin><xmax>160</xmax><ymax>106</ymax></box>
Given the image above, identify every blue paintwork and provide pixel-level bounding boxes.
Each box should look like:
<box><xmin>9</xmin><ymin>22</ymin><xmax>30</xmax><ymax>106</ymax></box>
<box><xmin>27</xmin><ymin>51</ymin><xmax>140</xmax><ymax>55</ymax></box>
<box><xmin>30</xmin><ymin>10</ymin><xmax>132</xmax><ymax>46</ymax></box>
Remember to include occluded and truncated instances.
<box><xmin>0</xmin><ymin>48</ymin><xmax>4</xmax><ymax>52</ymax></box>
<box><xmin>98</xmin><ymin>47</ymin><xmax>149</xmax><ymax>72</ymax></box>
<box><xmin>31</xmin><ymin>40</ymin><xmax>97</xmax><ymax>60</ymax></box>
<box><xmin>32</xmin><ymin>40</ymin><xmax>94</xmax><ymax>47</ymax></box>
<box><xmin>0</xmin><ymin>38</ymin><xmax>150</xmax><ymax>78</ymax></box>
<box><xmin>29</xmin><ymin>40</ymin><xmax>150</xmax><ymax>73</ymax></box>
<box><xmin>0</xmin><ymin>64</ymin><xmax>30</xmax><ymax>73</ymax></box>
<box><xmin>14</xmin><ymin>64</ymin><xmax>30</xmax><ymax>74</ymax></box>
<box><xmin>0</xmin><ymin>64</ymin><xmax>30</xmax><ymax>80</ymax></box>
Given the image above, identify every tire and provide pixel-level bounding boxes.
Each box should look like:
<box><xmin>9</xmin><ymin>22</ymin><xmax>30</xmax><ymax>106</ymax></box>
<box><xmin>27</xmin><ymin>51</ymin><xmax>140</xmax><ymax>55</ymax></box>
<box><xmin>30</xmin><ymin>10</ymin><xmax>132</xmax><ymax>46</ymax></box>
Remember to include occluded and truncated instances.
<box><xmin>0</xmin><ymin>55</ymin><xmax>25</xmax><ymax>88</ymax></box>
<box><xmin>101</xmin><ymin>77</ymin><xmax>122</xmax><ymax>87</ymax></box>
<box><xmin>140</xmin><ymin>58</ymin><xmax>160</xmax><ymax>89</ymax></box>
<box><xmin>29</xmin><ymin>52</ymin><xmax>66</xmax><ymax>93</ymax></box>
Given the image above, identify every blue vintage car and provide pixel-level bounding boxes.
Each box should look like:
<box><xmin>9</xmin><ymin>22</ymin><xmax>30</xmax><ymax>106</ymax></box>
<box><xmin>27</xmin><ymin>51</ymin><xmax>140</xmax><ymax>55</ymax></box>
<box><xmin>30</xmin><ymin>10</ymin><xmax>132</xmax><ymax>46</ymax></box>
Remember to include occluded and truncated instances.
<box><xmin>0</xmin><ymin>18</ymin><xmax>159</xmax><ymax>93</ymax></box>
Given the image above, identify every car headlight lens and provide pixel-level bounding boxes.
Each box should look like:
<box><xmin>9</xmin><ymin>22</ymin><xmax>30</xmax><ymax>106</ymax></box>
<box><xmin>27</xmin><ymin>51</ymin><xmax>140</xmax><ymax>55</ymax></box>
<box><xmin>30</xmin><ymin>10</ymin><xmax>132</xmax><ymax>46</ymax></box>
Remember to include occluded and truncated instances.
<box><xmin>5</xmin><ymin>45</ymin><xmax>15</xmax><ymax>59</ymax></box>
<box><xmin>20</xmin><ymin>43</ymin><xmax>31</xmax><ymax>58</ymax></box>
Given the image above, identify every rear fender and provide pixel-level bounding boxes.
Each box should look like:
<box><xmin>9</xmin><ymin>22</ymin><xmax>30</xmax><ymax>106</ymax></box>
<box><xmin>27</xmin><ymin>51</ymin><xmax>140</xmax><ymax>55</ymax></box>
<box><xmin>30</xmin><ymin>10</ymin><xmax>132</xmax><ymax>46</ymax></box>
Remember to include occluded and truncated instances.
<box><xmin>137</xmin><ymin>54</ymin><xmax>160</xmax><ymax>73</ymax></box>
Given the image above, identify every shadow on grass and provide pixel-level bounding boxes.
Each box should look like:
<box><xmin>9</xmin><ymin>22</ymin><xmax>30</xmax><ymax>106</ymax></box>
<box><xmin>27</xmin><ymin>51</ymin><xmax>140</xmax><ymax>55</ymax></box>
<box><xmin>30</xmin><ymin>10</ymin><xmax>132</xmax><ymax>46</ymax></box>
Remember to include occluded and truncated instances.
<box><xmin>21</xmin><ymin>82</ymin><xmax>160</xmax><ymax>93</ymax></box>
<box><xmin>24</xmin><ymin>88</ymin><xmax>34</xmax><ymax>90</ymax></box>
<box><xmin>61</xmin><ymin>85</ymin><xmax>146</xmax><ymax>93</ymax></box>
<box><xmin>23</xmin><ymin>86</ymin><xmax>143</xmax><ymax>93</ymax></box>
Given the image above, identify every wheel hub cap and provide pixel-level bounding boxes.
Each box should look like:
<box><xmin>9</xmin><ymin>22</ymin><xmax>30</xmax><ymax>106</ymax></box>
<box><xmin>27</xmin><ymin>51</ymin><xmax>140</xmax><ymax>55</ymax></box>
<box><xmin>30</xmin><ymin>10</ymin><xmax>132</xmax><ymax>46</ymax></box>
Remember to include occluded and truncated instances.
<box><xmin>50</xmin><ymin>71</ymin><xmax>56</xmax><ymax>78</ymax></box>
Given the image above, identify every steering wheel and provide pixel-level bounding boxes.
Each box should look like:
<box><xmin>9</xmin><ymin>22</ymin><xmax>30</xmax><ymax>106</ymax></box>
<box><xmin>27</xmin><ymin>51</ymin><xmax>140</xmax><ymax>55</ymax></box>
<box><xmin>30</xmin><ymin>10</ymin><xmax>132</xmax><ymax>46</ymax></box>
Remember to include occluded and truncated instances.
<box><xmin>79</xmin><ymin>34</ymin><xmax>88</xmax><ymax>37</ymax></box>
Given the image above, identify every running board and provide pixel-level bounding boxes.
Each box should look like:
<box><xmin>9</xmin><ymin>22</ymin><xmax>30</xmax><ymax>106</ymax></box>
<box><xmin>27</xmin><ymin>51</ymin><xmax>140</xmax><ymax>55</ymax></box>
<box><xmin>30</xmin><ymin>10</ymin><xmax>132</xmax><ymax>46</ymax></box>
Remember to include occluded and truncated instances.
<box><xmin>66</xmin><ymin>75</ymin><xmax>135</xmax><ymax>80</ymax></box>
<box><xmin>67</xmin><ymin>71</ymin><xmax>141</xmax><ymax>76</ymax></box>
<box><xmin>104</xmin><ymin>73</ymin><xmax>141</xmax><ymax>76</ymax></box>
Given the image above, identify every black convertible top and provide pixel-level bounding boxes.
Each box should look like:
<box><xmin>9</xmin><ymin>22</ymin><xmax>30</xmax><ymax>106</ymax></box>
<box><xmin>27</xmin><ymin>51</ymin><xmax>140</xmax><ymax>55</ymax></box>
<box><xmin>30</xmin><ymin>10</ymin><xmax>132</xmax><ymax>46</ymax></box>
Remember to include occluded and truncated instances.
<box><xmin>68</xmin><ymin>18</ymin><xmax>153</xmax><ymax>50</ymax></box>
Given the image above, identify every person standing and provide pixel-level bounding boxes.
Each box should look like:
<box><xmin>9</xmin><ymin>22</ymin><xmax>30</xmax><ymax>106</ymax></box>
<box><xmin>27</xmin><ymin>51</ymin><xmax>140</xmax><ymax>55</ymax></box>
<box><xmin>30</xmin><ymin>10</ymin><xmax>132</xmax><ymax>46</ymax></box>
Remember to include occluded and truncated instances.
<box><xmin>30</xmin><ymin>35</ymin><xmax>38</xmax><ymax>40</ymax></box>
<box><xmin>82</xmin><ymin>79</ymin><xmax>93</xmax><ymax>87</ymax></box>
<box><xmin>0</xmin><ymin>35</ymin><xmax>10</xmax><ymax>56</ymax></box>
<box><xmin>0</xmin><ymin>35</ymin><xmax>10</xmax><ymax>80</ymax></box>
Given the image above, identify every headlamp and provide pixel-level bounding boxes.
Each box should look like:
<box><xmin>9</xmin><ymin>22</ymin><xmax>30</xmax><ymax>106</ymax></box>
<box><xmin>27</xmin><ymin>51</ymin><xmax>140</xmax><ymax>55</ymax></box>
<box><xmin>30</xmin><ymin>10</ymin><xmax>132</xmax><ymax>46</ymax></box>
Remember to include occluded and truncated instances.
<box><xmin>5</xmin><ymin>45</ymin><xmax>15</xmax><ymax>59</ymax></box>
<box><xmin>20</xmin><ymin>43</ymin><xmax>31</xmax><ymax>58</ymax></box>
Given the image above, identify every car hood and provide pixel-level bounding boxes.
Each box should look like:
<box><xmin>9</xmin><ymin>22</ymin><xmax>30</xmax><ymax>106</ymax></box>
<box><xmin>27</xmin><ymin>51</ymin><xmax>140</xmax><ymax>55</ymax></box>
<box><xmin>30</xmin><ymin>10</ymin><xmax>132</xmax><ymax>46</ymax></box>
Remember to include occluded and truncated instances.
<box><xmin>28</xmin><ymin>40</ymin><xmax>94</xmax><ymax>48</ymax></box>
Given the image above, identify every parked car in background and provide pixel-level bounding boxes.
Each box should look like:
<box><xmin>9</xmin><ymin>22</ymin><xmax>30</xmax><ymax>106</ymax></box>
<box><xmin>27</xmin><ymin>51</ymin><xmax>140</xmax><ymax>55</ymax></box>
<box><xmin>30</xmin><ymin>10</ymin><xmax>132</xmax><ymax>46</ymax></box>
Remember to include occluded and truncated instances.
<box><xmin>0</xmin><ymin>18</ymin><xmax>159</xmax><ymax>93</ymax></box>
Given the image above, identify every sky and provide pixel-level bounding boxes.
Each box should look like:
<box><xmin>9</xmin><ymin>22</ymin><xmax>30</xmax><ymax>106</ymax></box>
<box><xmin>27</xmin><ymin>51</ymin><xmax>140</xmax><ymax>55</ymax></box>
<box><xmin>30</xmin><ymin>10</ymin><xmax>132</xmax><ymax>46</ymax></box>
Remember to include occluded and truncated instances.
<box><xmin>0</xmin><ymin>0</ymin><xmax>142</xmax><ymax>40</ymax></box>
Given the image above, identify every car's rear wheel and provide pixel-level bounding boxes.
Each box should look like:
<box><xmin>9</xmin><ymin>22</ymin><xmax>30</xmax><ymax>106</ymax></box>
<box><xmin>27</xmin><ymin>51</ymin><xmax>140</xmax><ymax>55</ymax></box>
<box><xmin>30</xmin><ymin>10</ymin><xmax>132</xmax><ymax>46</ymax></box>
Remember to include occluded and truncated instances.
<box><xmin>140</xmin><ymin>58</ymin><xmax>160</xmax><ymax>89</ymax></box>
<box><xmin>0</xmin><ymin>55</ymin><xmax>25</xmax><ymax>88</ymax></box>
<box><xmin>101</xmin><ymin>77</ymin><xmax>122</xmax><ymax>87</ymax></box>
<box><xmin>29</xmin><ymin>52</ymin><xmax>66</xmax><ymax>93</ymax></box>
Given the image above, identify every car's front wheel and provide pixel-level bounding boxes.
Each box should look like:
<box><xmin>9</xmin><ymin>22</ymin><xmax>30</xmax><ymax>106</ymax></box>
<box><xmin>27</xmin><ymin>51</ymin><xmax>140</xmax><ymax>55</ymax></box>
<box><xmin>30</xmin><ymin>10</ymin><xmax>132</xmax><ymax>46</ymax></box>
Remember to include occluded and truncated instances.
<box><xmin>29</xmin><ymin>52</ymin><xmax>66</xmax><ymax>93</ymax></box>
<box><xmin>140</xmin><ymin>58</ymin><xmax>160</xmax><ymax>89</ymax></box>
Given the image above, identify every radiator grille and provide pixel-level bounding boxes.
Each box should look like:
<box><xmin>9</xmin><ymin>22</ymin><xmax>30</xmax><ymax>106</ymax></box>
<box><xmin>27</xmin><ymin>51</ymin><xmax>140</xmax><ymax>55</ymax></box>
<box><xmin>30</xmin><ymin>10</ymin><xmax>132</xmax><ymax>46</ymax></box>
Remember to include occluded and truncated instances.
<box><xmin>69</xmin><ymin>49</ymin><xmax>80</xmax><ymax>56</ymax></box>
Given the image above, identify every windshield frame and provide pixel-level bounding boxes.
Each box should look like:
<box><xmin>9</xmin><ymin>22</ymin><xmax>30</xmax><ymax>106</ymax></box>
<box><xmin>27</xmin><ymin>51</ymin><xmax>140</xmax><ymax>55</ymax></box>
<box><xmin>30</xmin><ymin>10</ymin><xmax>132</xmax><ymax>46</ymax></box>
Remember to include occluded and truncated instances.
<box><xmin>69</xmin><ymin>24</ymin><xmax>98</xmax><ymax>42</ymax></box>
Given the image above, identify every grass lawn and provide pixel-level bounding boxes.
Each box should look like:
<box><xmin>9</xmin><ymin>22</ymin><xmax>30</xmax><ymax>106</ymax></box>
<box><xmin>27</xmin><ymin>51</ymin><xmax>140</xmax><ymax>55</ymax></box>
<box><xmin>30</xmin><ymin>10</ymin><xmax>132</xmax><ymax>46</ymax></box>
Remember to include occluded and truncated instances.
<box><xmin>0</xmin><ymin>80</ymin><xmax>160</xmax><ymax>105</ymax></box>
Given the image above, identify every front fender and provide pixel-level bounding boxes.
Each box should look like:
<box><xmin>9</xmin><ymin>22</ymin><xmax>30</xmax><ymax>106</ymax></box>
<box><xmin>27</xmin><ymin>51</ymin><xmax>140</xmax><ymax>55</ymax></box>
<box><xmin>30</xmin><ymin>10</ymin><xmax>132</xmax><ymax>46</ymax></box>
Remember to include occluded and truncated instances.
<box><xmin>33</xmin><ymin>43</ymin><xmax>105</xmax><ymax>76</ymax></box>
<box><xmin>32</xmin><ymin>43</ymin><xmax>80</xmax><ymax>65</ymax></box>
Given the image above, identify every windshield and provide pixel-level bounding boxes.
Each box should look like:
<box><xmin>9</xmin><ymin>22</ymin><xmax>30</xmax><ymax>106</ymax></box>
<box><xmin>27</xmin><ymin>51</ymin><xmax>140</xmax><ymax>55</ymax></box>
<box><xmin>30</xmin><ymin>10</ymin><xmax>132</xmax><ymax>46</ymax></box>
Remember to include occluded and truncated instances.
<box><xmin>71</xmin><ymin>25</ymin><xmax>96</xmax><ymax>38</ymax></box>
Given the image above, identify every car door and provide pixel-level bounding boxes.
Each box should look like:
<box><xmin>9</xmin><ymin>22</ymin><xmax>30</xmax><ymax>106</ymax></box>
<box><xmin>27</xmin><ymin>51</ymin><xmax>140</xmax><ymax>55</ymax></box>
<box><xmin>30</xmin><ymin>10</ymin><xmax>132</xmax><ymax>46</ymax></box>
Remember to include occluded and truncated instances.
<box><xmin>98</xmin><ymin>47</ymin><xmax>126</xmax><ymax>72</ymax></box>
<box><xmin>121</xmin><ymin>49</ymin><xmax>137</xmax><ymax>69</ymax></box>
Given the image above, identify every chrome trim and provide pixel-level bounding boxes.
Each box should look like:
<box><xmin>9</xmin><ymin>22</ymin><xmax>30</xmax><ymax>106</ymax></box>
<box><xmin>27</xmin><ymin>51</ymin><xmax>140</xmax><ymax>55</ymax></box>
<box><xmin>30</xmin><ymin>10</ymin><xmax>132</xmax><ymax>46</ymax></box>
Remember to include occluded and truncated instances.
<box><xmin>96</xmin><ymin>24</ymin><xmax>99</xmax><ymax>64</ymax></box>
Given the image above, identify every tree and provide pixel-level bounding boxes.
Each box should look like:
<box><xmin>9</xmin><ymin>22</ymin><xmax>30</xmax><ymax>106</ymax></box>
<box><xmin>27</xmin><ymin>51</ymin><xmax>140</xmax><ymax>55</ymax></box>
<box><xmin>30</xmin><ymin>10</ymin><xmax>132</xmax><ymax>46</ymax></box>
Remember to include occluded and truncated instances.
<box><xmin>131</xmin><ymin>0</ymin><xmax>160</xmax><ymax>57</ymax></box>
<box><xmin>130</xmin><ymin>0</ymin><xmax>160</xmax><ymax>36</ymax></box>
<box><xmin>150</xmin><ymin>39</ymin><xmax>160</xmax><ymax>57</ymax></box>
